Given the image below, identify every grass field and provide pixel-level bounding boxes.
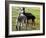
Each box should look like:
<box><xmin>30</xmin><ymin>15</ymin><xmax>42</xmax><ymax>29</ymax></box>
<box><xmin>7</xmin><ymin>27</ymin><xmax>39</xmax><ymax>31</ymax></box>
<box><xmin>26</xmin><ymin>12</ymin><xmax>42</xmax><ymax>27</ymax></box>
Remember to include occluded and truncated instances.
<box><xmin>12</xmin><ymin>7</ymin><xmax>40</xmax><ymax>31</ymax></box>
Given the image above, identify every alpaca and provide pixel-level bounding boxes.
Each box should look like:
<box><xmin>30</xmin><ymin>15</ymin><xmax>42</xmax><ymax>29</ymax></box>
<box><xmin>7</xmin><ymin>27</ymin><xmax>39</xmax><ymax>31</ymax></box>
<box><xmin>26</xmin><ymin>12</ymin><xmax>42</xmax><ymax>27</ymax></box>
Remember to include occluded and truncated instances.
<box><xmin>22</xmin><ymin>7</ymin><xmax>36</xmax><ymax>28</ymax></box>
<box><xmin>16</xmin><ymin>8</ymin><xmax>27</xmax><ymax>31</ymax></box>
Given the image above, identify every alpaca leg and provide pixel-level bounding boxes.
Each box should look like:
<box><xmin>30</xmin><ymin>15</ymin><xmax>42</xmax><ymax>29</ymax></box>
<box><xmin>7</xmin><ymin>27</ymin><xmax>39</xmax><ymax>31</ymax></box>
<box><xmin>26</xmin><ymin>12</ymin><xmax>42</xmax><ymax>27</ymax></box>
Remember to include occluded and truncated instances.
<box><xmin>25</xmin><ymin>20</ymin><xmax>27</xmax><ymax>30</ymax></box>
<box><xmin>16</xmin><ymin>22</ymin><xmax>19</xmax><ymax>31</ymax></box>
<box><xmin>26</xmin><ymin>23</ymin><xmax>27</xmax><ymax>30</ymax></box>
<box><xmin>17</xmin><ymin>22</ymin><xmax>20</xmax><ymax>31</ymax></box>
<box><xmin>32</xmin><ymin>20</ymin><xmax>35</xmax><ymax>28</ymax></box>
<box><xmin>21</xmin><ymin>23</ymin><xmax>22</xmax><ymax>30</ymax></box>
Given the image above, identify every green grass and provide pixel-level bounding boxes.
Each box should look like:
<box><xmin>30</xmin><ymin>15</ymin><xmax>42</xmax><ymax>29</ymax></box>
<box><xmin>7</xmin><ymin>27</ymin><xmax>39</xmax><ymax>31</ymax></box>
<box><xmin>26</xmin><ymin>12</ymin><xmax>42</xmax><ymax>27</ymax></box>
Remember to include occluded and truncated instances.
<box><xmin>12</xmin><ymin>7</ymin><xmax>40</xmax><ymax>31</ymax></box>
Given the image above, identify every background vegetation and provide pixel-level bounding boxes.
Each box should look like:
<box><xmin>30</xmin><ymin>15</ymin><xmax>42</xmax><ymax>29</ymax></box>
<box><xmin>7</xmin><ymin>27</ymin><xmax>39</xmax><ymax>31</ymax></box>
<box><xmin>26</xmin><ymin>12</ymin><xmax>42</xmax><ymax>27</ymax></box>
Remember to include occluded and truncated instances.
<box><xmin>12</xmin><ymin>6</ymin><xmax>40</xmax><ymax>31</ymax></box>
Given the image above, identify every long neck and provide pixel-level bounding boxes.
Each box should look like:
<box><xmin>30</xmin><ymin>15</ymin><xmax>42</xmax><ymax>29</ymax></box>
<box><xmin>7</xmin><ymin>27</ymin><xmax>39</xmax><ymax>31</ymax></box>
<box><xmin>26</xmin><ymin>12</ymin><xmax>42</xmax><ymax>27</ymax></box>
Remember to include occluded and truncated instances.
<box><xmin>23</xmin><ymin>8</ymin><xmax>25</xmax><ymax>14</ymax></box>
